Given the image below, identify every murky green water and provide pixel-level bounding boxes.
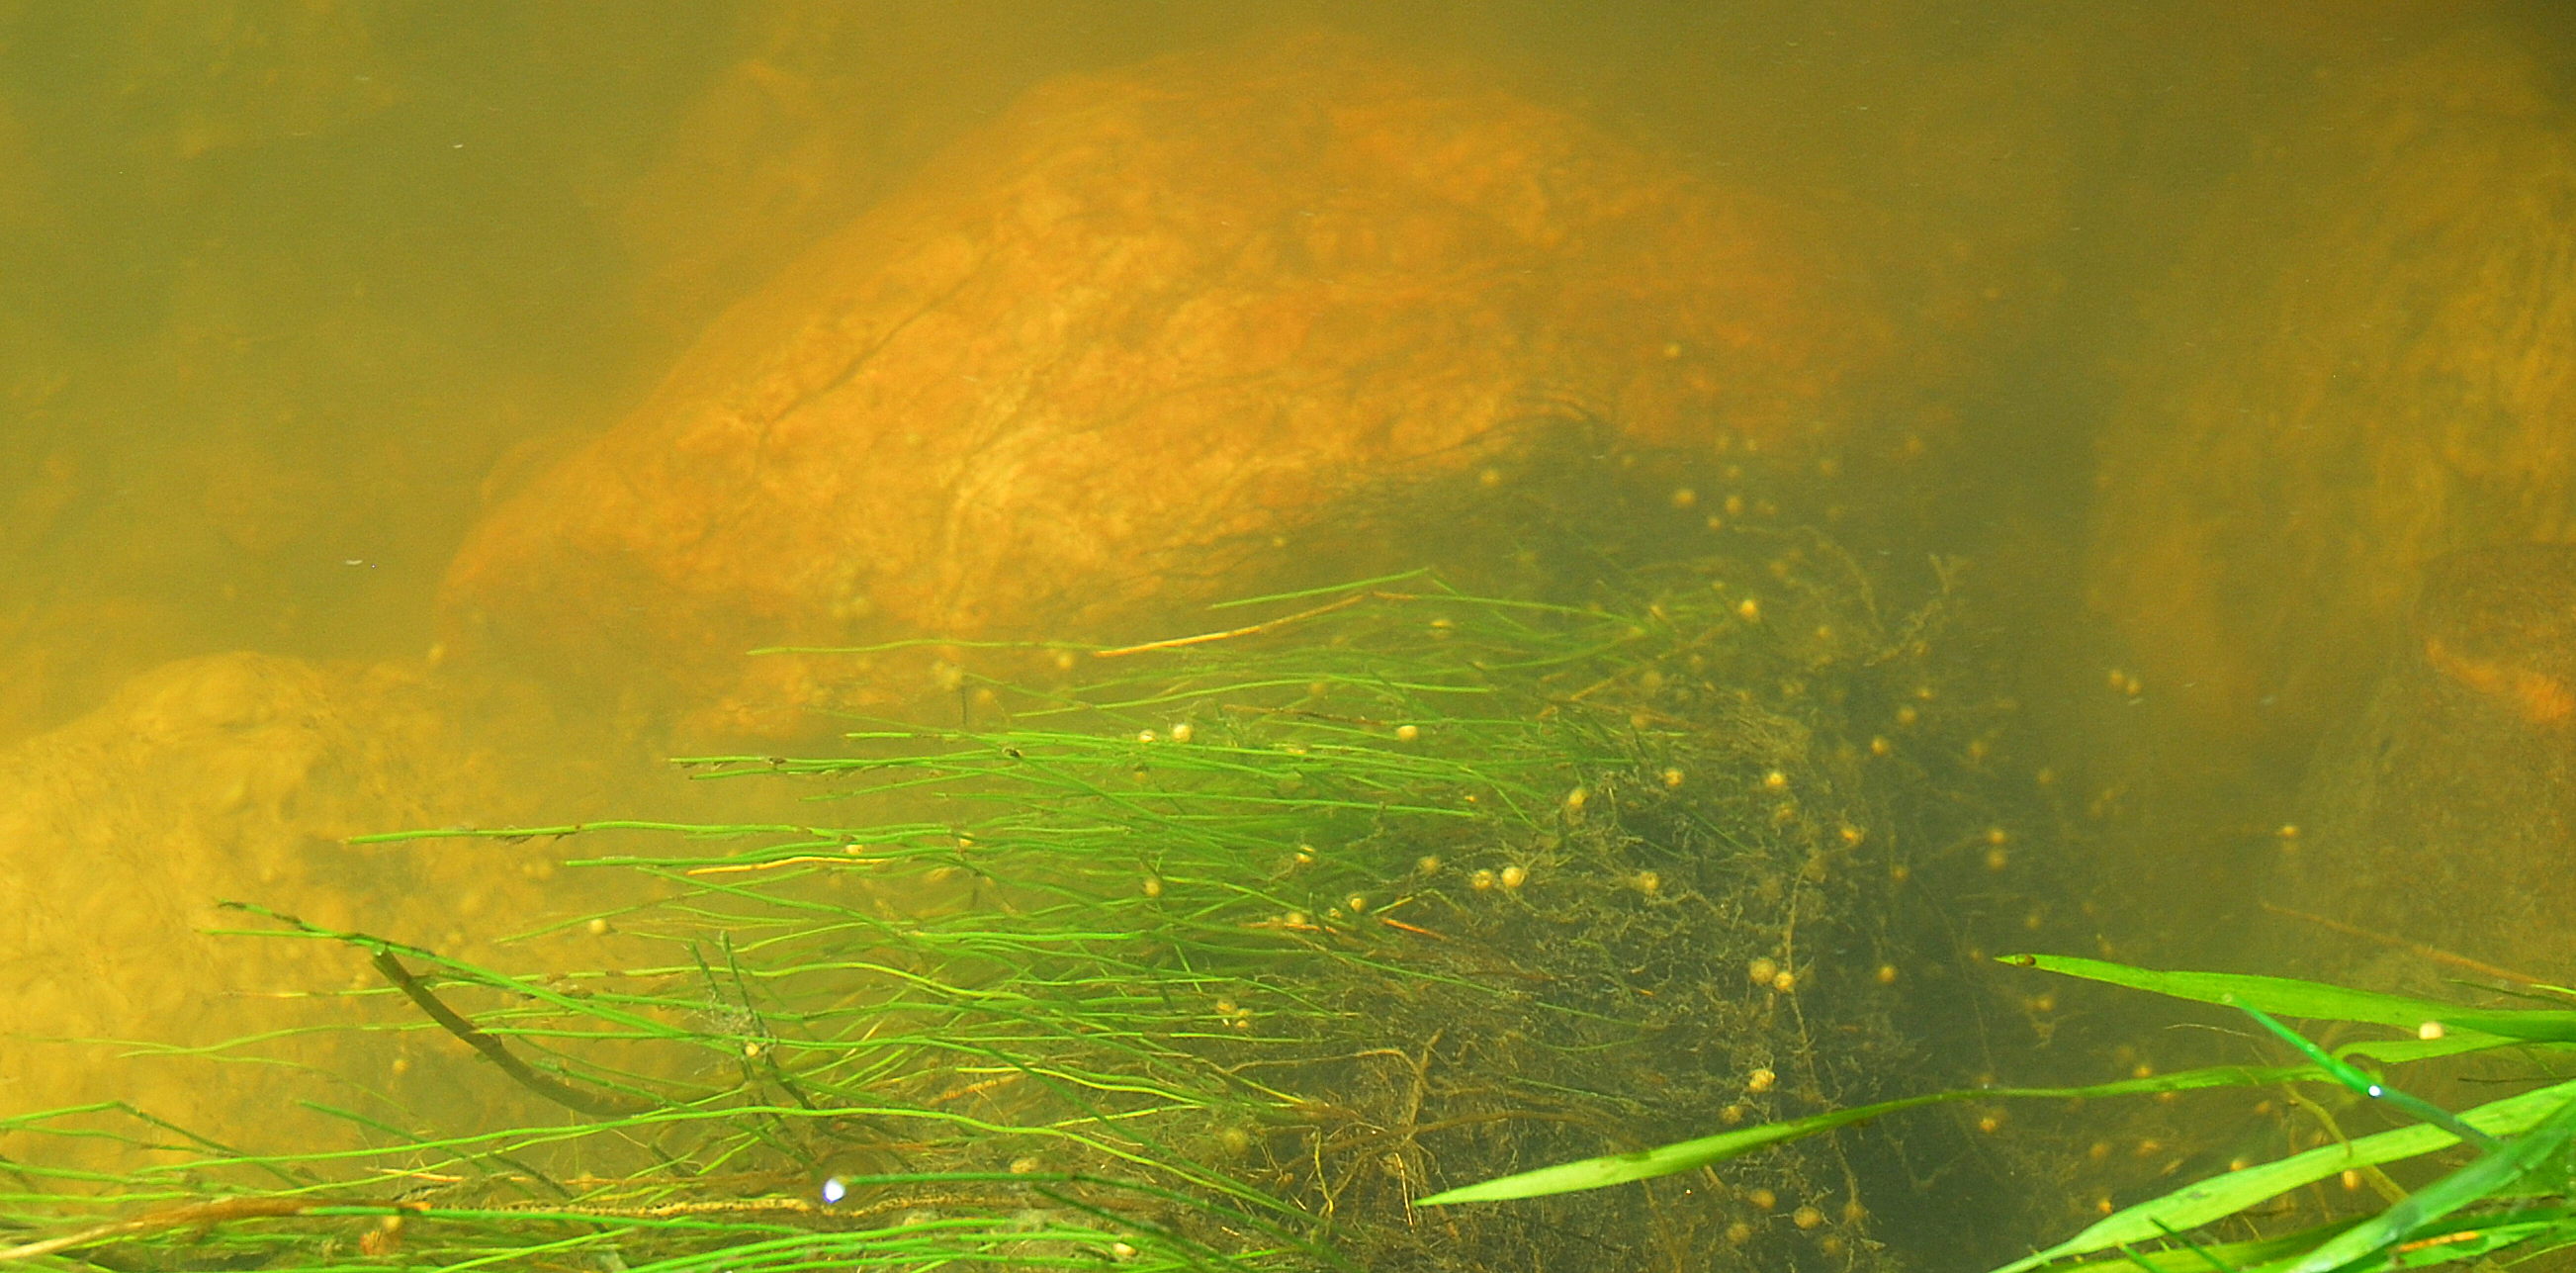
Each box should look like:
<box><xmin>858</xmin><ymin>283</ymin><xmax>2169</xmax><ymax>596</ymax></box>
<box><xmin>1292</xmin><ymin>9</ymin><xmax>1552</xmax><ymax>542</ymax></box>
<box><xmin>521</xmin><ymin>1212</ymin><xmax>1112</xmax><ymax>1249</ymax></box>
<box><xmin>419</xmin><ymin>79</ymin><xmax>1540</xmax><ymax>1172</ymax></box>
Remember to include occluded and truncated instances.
<box><xmin>4</xmin><ymin>4</ymin><xmax>2573</xmax><ymax>1268</ymax></box>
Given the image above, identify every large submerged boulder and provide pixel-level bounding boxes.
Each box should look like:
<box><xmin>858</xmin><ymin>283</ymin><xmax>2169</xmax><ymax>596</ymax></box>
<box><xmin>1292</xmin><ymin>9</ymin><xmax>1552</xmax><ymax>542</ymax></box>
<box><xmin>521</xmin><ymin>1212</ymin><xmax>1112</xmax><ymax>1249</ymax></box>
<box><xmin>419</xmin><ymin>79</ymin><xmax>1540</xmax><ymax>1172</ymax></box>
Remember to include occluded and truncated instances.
<box><xmin>441</xmin><ymin>33</ymin><xmax>1896</xmax><ymax>735</ymax></box>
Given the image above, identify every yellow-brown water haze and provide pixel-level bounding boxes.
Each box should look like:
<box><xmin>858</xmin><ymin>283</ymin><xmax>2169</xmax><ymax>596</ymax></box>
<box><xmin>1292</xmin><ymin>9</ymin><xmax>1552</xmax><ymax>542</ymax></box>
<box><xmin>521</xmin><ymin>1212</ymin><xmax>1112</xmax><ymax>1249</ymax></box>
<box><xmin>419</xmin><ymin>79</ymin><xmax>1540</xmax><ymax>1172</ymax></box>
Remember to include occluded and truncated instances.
<box><xmin>1</xmin><ymin>0</ymin><xmax>2569</xmax><ymax>1184</ymax></box>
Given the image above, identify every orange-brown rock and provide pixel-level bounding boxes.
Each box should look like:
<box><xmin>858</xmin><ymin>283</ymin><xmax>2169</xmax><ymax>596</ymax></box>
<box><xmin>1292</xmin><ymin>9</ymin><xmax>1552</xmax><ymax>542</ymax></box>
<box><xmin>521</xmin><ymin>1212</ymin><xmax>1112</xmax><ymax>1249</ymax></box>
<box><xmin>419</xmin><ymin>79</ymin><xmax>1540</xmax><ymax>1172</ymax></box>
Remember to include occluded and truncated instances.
<box><xmin>0</xmin><ymin>651</ymin><xmax>628</xmax><ymax>1166</ymax></box>
<box><xmin>2279</xmin><ymin>544</ymin><xmax>2576</xmax><ymax>991</ymax></box>
<box><xmin>2416</xmin><ymin>544</ymin><xmax>2576</xmax><ymax>731</ymax></box>
<box><xmin>2085</xmin><ymin>26</ymin><xmax>2576</xmax><ymax>783</ymax></box>
<box><xmin>442</xmin><ymin>33</ymin><xmax>1892</xmax><ymax>735</ymax></box>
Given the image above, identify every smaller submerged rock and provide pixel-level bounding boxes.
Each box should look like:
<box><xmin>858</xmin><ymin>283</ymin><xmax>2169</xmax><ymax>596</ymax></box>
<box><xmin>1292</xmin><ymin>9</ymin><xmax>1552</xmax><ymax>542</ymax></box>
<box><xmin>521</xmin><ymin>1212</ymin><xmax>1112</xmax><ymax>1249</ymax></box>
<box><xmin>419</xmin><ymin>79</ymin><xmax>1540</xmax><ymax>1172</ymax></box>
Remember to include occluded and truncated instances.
<box><xmin>2278</xmin><ymin>542</ymin><xmax>2576</xmax><ymax>991</ymax></box>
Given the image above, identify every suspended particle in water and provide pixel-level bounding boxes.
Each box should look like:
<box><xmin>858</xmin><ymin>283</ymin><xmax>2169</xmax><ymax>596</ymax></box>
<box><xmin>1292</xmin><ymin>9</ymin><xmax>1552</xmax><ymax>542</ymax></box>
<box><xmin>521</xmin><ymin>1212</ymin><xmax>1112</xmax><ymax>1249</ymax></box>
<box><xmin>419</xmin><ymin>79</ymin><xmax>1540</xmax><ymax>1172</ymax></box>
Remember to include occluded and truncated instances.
<box><xmin>1141</xmin><ymin>876</ymin><xmax>1164</xmax><ymax>898</ymax></box>
<box><xmin>1416</xmin><ymin>855</ymin><xmax>1441</xmax><ymax>875</ymax></box>
<box><xmin>1721</xmin><ymin>1104</ymin><xmax>1745</xmax><ymax>1125</ymax></box>
<box><xmin>1746</xmin><ymin>1187</ymin><xmax>1777</xmax><ymax>1211</ymax></box>
<box><xmin>2419</xmin><ymin>1021</ymin><xmax>2445</xmax><ymax>1041</ymax></box>
<box><xmin>1111</xmin><ymin>1240</ymin><xmax>1139</xmax><ymax>1259</ymax></box>
<box><xmin>1792</xmin><ymin>1206</ymin><xmax>1823</xmax><ymax>1229</ymax></box>
<box><xmin>1735</xmin><ymin>596</ymin><xmax>1761</xmax><ymax>622</ymax></box>
<box><xmin>1841</xmin><ymin>1199</ymin><xmax>1867</xmax><ymax>1224</ymax></box>
<box><xmin>821</xmin><ymin>1176</ymin><xmax>848</xmax><ymax>1205</ymax></box>
<box><xmin>1978</xmin><ymin>1113</ymin><xmax>2002</xmax><ymax>1134</ymax></box>
<box><xmin>1985</xmin><ymin>847</ymin><xmax>2010</xmax><ymax>871</ymax></box>
<box><xmin>1170</xmin><ymin>722</ymin><xmax>1194</xmax><ymax>744</ymax></box>
<box><xmin>1839</xmin><ymin>825</ymin><xmax>1866</xmax><ymax>846</ymax></box>
<box><xmin>1345</xmin><ymin>893</ymin><xmax>1369</xmax><ymax>914</ymax></box>
<box><xmin>1762</xmin><ymin>769</ymin><xmax>1789</xmax><ymax>791</ymax></box>
<box><xmin>1394</xmin><ymin>724</ymin><xmax>1420</xmax><ymax>742</ymax></box>
<box><xmin>1294</xmin><ymin>844</ymin><xmax>1318</xmax><ymax>866</ymax></box>
<box><xmin>1748</xmin><ymin>956</ymin><xmax>1779</xmax><ymax>985</ymax></box>
<box><xmin>1895</xmin><ymin>705</ymin><xmax>1919</xmax><ymax>727</ymax></box>
<box><xmin>586</xmin><ymin>917</ymin><xmax>611</xmax><ymax>937</ymax></box>
<box><xmin>1661</xmin><ymin>767</ymin><xmax>1684</xmax><ymax>788</ymax></box>
<box><xmin>1470</xmin><ymin>868</ymin><xmax>1496</xmax><ymax>892</ymax></box>
<box><xmin>1136</xmin><ymin>729</ymin><xmax>1157</xmax><ymax>744</ymax></box>
<box><xmin>1725</xmin><ymin>1222</ymin><xmax>1753</xmax><ymax>1244</ymax></box>
<box><xmin>1876</xmin><ymin>963</ymin><xmax>1899</xmax><ymax>985</ymax></box>
<box><xmin>1284</xmin><ymin>911</ymin><xmax>1309</xmax><ymax>928</ymax></box>
<box><xmin>1634</xmin><ymin>870</ymin><xmax>1660</xmax><ymax>895</ymax></box>
<box><xmin>1869</xmin><ymin>735</ymin><xmax>1893</xmax><ymax>757</ymax></box>
<box><xmin>1010</xmin><ymin>1156</ymin><xmax>1042</xmax><ymax>1175</ymax></box>
<box><xmin>1499</xmin><ymin>864</ymin><xmax>1528</xmax><ymax>890</ymax></box>
<box><xmin>1563</xmin><ymin>786</ymin><xmax>1588</xmax><ymax>813</ymax></box>
<box><xmin>1055</xmin><ymin>650</ymin><xmax>1079</xmax><ymax>672</ymax></box>
<box><xmin>1671</xmin><ymin>487</ymin><xmax>1698</xmax><ymax>508</ymax></box>
<box><xmin>1771</xmin><ymin>969</ymin><xmax>1797</xmax><ymax>993</ymax></box>
<box><xmin>1746</xmin><ymin>1067</ymin><xmax>1776</xmax><ymax>1093</ymax></box>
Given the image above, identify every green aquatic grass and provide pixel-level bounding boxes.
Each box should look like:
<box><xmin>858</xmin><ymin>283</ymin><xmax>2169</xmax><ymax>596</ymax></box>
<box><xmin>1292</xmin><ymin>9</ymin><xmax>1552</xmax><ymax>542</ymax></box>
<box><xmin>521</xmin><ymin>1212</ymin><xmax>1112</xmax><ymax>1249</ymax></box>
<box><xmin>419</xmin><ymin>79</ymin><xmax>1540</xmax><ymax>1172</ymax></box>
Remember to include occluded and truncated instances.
<box><xmin>0</xmin><ymin>515</ymin><xmax>2034</xmax><ymax>1272</ymax></box>
<box><xmin>0</xmin><ymin>554</ymin><xmax>1989</xmax><ymax>1273</ymax></box>
<box><xmin>1423</xmin><ymin>955</ymin><xmax>2576</xmax><ymax>1273</ymax></box>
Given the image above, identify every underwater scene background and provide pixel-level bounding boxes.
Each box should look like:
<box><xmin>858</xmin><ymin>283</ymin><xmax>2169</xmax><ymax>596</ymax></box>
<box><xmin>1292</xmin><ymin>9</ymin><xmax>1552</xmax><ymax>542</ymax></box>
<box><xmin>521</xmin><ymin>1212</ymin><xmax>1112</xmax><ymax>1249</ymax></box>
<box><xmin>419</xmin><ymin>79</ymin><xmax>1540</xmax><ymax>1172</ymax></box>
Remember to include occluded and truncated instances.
<box><xmin>4</xmin><ymin>3</ymin><xmax>2576</xmax><ymax>1269</ymax></box>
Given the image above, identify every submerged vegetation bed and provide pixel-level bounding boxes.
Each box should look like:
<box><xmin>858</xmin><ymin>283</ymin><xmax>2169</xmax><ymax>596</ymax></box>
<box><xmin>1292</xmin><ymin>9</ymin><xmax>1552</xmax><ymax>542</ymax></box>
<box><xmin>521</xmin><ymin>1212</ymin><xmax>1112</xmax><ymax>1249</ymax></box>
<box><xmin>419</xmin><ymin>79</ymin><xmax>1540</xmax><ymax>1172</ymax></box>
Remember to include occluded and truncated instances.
<box><xmin>0</xmin><ymin>456</ymin><xmax>2075</xmax><ymax>1270</ymax></box>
